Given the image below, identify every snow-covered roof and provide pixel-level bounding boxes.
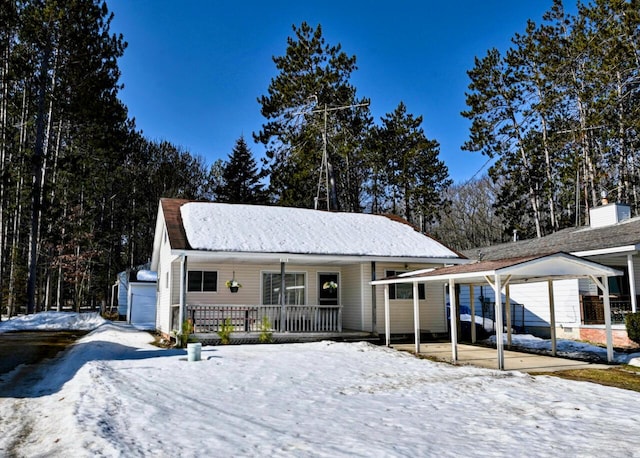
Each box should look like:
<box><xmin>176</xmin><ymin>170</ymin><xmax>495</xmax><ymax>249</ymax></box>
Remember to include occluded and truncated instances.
<box><xmin>168</xmin><ymin>200</ymin><xmax>460</xmax><ymax>259</ymax></box>
<box><xmin>136</xmin><ymin>270</ymin><xmax>158</xmax><ymax>282</ymax></box>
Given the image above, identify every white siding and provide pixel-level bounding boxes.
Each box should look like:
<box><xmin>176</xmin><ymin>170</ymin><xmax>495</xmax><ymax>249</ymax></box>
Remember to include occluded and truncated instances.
<box><xmin>374</xmin><ymin>263</ymin><xmax>448</xmax><ymax>334</ymax></box>
<box><xmin>341</xmin><ymin>264</ymin><xmax>363</xmax><ymax>330</ymax></box>
<box><xmin>456</xmin><ymin>279</ymin><xmax>582</xmax><ymax>332</ymax></box>
<box><xmin>155</xmin><ymin>224</ymin><xmax>175</xmax><ymax>335</ymax></box>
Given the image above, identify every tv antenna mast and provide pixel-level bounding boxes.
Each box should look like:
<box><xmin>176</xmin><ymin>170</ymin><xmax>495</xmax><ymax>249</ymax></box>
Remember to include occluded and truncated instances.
<box><xmin>300</xmin><ymin>96</ymin><xmax>369</xmax><ymax>211</ymax></box>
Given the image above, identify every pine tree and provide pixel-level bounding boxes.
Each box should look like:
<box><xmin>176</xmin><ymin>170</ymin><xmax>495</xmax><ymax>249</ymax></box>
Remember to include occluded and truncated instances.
<box><xmin>217</xmin><ymin>136</ymin><xmax>268</xmax><ymax>204</ymax></box>
<box><xmin>255</xmin><ymin>22</ymin><xmax>371</xmax><ymax>210</ymax></box>
<box><xmin>367</xmin><ymin>102</ymin><xmax>451</xmax><ymax>227</ymax></box>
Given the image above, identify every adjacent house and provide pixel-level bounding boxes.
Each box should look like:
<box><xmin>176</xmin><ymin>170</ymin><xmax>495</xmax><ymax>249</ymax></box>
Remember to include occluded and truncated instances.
<box><xmin>149</xmin><ymin>198</ymin><xmax>466</xmax><ymax>342</ymax></box>
<box><xmin>463</xmin><ymin>201</ymin><xmax>640</xmax><ymax>348</ymax></box>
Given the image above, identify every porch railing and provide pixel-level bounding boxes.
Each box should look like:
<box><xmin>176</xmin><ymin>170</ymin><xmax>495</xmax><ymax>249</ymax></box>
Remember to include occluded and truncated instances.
<box><xmin>580</xmin><ymin>295</ymin><xmax>635</xmax><ymax>325</ymax></box>
<box><xmin>186</xmin><ymin>304</ymin><xmax>342</xmax><ymax>333</ymax></box>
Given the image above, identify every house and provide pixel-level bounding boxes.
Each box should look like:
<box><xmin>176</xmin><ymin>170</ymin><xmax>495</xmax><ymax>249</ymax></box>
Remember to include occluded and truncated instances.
<box><xmin>149</xmin><ymin>198</ymin><xmax>466</xmax><ymax>342</ymax></box>
<box><xmin>462</xmin><ymin>201</ymin><xmax>640</xmax><ymax>348</ymax></box>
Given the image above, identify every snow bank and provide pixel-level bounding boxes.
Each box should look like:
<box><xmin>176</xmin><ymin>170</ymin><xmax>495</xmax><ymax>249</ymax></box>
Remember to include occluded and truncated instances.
<box><xmin>486</xmin><ymin>333</ymin><xmax>640</xmax><ymax>364</ymax></box>
<box><xmin>0</xmin><ymin>311</ymin><xmax>107</xmax><ymax>333</ymax></box>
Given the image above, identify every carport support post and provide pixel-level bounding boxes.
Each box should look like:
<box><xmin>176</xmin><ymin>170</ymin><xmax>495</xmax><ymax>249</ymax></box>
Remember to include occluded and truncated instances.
<box><xmin>590</xmin><ymin>275</ymin><xmax>614</xmax><ymax>362</ymax></box>
<box><xmin>548</xmin><ymin>280</ymin><xmax>557</xmax><ymax>357</ymax></box>
<box><xmin>384</xmin><ymin>284</ymin><xmax>391</xmax><ymax>346</ymax></box>
<box><xmin>449</xmin><ymin>279</ymin><xmax>458</xmax><ymax>363</ymax></box>
<box><xmin>413</xmin><ymin>282</ymin><xmax>420</xmax><ymax>353</ymax></box>
<box><xmin>494</xmin><ymin>274</ymin><xmax>504</xmax><ymax>370</ymax></box>
<box><xmin>602</xmin><ymin>276</ymin><xmax>614</xmax><ymax>362</ymax></box>
<box><xmin>505</xmin><ymin>284</ymin><xmax>512</xmax><ymax>346</ymax></box>
<box><xmin>470</xmin><ymin>285</ymin><xmax>476</xmax><ymax>343</ymax></box>
<box><xmin>628</xmin><ymin>254</ymin><xmax>637</xmax><ymax>313</ymax></box>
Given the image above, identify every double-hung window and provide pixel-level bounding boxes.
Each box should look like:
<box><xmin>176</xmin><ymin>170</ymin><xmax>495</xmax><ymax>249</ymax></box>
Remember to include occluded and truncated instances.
<box><xmin>188</xmin><ymin>271</ymin><xmax>218</xmax><ymax>292</ymax></box>
<box><xmin>386</xmin><ymin>270</ymin><xmax>425</xmax><ymax>300</ymax></box>
<box><xmin>262</xmin><ymin>272</ymin><xmax>305</xmax><ymax>305</ymax></box>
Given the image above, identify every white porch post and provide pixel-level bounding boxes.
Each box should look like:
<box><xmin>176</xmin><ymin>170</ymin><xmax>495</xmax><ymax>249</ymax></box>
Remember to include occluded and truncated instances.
<box><xmin>628</xmin><ymin>254</ymin><xmax>637</xmax><ymax>313</ymax></box>
<box><xmin>413</xmin><ymin>282</ymin><xmax>420</xmax><ymax>353</ymax></box>
<box><xmin>384</xmin><ymin>284</ymin><xmax>391</xmax><ymax>347</ymax></box>
<box><xmin>505</xmin><ymin>284</ymin><xmax>512</xmax><ymax>346</ymax></box>
<box><xmin>470</xmin><ymin>285</ymin><xmax>476</xmax><ymax>343</ymax></box>
<box><xmin>494</xmin><ymin>274</ymin><xmax>504</xmax><ymax>370</ymax></box>
<box><xmin>548</xmin><ymin>280</ymin><xmax>557</xmax><ymax>357</ymax></box>
<box><xmin>280</xmin><ymin>261</ymin><xmax>287</xmax><ymax>332</ymax></box>
<box><xmin>602</xmin><ymin>276</ymin><xmax>614</xmax><ymax>362</ymax></box>
<box><xmin>449</xmin><ymin>279</ymin><xmax>458</xmax><ymax>363</ymax></box>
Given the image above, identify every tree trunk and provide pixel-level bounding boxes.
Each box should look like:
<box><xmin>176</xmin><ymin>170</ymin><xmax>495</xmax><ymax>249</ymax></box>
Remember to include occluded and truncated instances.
<box><xmin>27</xmin><ymin>45</ymin><xmax>51</xmax><ymax>314</ymax></box>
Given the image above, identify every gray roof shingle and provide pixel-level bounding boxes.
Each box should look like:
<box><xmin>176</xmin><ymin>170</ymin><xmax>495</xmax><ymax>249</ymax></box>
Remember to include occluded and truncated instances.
<box><xmin>463</xmin><ymin>217</ymin><xmax>640</xmax><ymax>261</ymax></box>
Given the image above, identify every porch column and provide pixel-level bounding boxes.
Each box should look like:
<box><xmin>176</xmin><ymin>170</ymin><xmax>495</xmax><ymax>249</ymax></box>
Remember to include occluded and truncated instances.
<box><xmin>413</xmin><ymin>281</ymin><xmax>420</xmax><ymax>354</ymax></box>
<box><xmin>384</xmin><ymin>284</ymin><xmax>391</xmax><ymax>346</ymax></box>
<box><xmin>628</xmin><ymin>254</ymin><xmax>637</xmax><ymax>313</ymax></box>
<box><xmin>449</xmin><ymin>279</ymin><xmax>458</xmax><ymax>363</ymax></box>
<box><xmin>371</xmin><ymin>262</ymin><xmax>377</xmax><ymax>333</ymax></box>
<box><xmin>470</xmin><ymin>285</ymin><xmax>476</xmax><ymax>343</ymax></box>
<box><xmin>505</xmin><ymin>284</ymin><xmax>512</xmax><ymax>346</ymax></box>
<box><xmin>548</xmin><ymin>280</ymin><xmax>557</xmax><ymax>357</ymax></box>
<box><xmin>494</xmin><ymin>274</ymin><xmax>504</xmax><ymax>370</ymax></box>
<box><xmin>602</xmin><ymin>276</ymin><xmax>614</xmax><ymax>362</ymax></box>
<box><xmin>280</xmin><ymin>260</ymin><xmax>287</xmax><ymax>332</ymax></box>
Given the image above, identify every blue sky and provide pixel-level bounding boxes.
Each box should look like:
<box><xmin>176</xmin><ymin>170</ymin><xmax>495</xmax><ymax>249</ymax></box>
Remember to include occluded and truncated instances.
<box><xmin>108</xmin><ymin>1</ymin><xmax>572</xmax><ymax>184</ymax></box>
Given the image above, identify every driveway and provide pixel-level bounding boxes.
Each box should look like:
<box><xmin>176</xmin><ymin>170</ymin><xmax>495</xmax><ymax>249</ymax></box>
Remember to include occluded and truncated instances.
<box><xmin>0</xmin><ymin>331</ymin><xmax>86</xmax><ymax>376</ymax></box>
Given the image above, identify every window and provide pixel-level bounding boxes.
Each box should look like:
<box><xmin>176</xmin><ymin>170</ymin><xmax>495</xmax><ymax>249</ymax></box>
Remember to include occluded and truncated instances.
<box><xmin>607</xmin><ymin>266</ymin><xmax>629</xmax><ymax>296</ymax></box>
<box><xmin>262</xmin><ymin>272</ymin><xmax>305</xmax><ymax>305</ymax></box>
<box><xmin>386</xmin><ymin>270</ymin><xmax>425</xmax><ymax>300</ymax></box>
<box><xmin>187</xmin><ymin>271</ymin><xmax>218</xmax><ymax>292</ymax></box>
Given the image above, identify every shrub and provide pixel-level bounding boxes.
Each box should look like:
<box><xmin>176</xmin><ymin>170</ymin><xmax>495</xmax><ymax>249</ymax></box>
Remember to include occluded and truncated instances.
<box><xmin>259</xmin><ymin>316</ymin><xmax>273</xmax><ymax>344</ymax></box>
<box><xmin>625</xmin><ymin>312</ymin><xmax>640</xmax><ymax>344</ymax></box>
<box><xmin>217</xmin><ymin>318</ymin><xmax>233</xmax><ymax>344</ymax></box>
<box><xmin>175</xmin><ymin>319</ymin><xmax>194</xmax><ymax>348</ymax></box>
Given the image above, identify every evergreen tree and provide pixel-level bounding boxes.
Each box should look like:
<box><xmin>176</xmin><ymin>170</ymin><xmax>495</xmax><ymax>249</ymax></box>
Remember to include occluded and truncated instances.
<box><xmin>255</xmin><ymin>22</ymin><xmax>371</xmax><ymax>211</ymax></box>
<box><xmin>368</xmin><ymin>102</ymin><xmax>451</xmax><ymax>227</ymax></box>
<box><xmin>217</xmin><ymin>136</ymin><xmax>268</xmax><ymax>204</ymax></box>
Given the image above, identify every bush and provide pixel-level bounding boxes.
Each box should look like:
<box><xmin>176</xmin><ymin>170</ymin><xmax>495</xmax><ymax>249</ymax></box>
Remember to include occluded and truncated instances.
<box><xmin>259</xmin><ymin>316</ymin><xmax>273</xmax><ymax>344</ymax></box>
<box><xmin>217</xmin><ymin>318</ymin><xmax>233</xmax><ymax>344</ymax></box>
<box><xmin>625</xmin><ymin>312</ymin><xmax>640</xmax><ymax>344</ymax></box>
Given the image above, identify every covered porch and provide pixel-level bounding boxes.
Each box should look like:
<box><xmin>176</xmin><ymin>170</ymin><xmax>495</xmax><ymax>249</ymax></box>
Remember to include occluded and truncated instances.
<box><xmin>184</xmin><ymin>303</ymin><xmax>342</xmax><ymax>333</ymax></box>
<box><xmin>372</xmin><ymin>252</ymin><xmax>623</xmax><ymax>370</ymax></box>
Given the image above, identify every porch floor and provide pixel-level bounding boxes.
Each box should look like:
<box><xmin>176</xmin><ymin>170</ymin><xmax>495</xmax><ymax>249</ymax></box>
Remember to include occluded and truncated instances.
<box><xmin>392</xmin><ymin>342</ymin><xmax>614</xmax><ymax>373</ymax></box>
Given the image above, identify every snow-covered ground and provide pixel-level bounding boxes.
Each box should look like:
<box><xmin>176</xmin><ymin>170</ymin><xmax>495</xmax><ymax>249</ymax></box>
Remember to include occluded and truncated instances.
<box><xmin>1</xmin><ymin>313</ymin><xmax>640</xmax><ymax>457</ymax></box>
<box><xmin>486</xmin><ymin>333</ymin><xmax>640</xmax><ymax>365</ymax></box>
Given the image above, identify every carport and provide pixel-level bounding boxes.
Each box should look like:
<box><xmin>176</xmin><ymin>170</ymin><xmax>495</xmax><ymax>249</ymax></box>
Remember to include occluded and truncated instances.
<box><xmin>371</xmin><ymin>252</ymin><xmax>623</xmax><ymax>370</ymax></box>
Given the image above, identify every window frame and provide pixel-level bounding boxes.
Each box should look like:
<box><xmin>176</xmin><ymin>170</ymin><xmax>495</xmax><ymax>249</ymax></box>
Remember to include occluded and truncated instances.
<box><xmin>261</xmin><ymin>271</ymin><xmax>307</xmax><ymax>305</ymax></box>
<box><xmin>187</xmin><ymin>270</ymin><xmax>218</xmax><ymax>292</ymax></box>
<box><xmin>386</xmin><ymin>270</ymin><xmax>425</xmax><ymax>300</ymax></box>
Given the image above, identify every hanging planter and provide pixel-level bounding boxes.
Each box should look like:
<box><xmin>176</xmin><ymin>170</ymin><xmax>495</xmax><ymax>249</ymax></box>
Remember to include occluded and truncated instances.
<box><xmin>323</xmin><ymin>281</ymin><xmax>338</xmax><ymax>292</ymax></box>
<box><xmin>226</xmin><ymin>273</ymin><xmax>242</xmax><ymax>293</ymax></box>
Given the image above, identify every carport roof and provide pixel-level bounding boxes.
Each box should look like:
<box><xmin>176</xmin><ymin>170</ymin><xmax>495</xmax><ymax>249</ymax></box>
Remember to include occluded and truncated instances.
<box><xmin>371</xmin><ymin>252</ymin><xmax>623</xmax><ymax>285</ymax></box>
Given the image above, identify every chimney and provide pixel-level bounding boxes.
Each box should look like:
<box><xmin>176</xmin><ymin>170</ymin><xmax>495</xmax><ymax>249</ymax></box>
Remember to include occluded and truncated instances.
<box><xmin>589</xmin><ymin>198</ymin><xmax>631</xmax><ymax>228</ymax></box>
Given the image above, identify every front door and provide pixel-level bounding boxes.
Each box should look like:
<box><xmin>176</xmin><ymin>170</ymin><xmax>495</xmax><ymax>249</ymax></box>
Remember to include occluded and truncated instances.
<box><xmin>318</xmin><ymin>272</ymin><xmax>339</xmax><ymax>306</ymax></box>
